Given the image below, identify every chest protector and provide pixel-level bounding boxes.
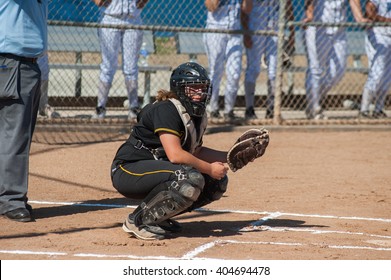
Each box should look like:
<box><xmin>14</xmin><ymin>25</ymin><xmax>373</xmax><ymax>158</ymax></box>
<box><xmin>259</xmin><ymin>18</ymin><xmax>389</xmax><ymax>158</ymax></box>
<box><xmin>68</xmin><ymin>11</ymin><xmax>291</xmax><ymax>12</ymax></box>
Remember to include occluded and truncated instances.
<box><xmin>169</xmin><ymin>98</ymin><xmax>208</xmax><ymax>154</ymax></box>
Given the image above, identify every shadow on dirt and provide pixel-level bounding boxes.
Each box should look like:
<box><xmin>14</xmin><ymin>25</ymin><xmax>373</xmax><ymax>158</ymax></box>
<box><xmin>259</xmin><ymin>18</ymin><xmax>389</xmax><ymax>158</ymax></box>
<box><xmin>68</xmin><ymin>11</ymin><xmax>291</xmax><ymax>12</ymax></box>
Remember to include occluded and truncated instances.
<box><xmin>0</xmin><ymin>222</ymin><xmax>122</xmax><ymax>240</ymax></box>
<box><xmin>30</xmin><ymin>197</ymin><xmax>140</xmax><ymax>220</ymax></box>
<box><xmin>168</xmin><ymin>213</ymin><xmax>328</xmax><ymax>239</ymax></box>
<box><xmin>262</xmin><ymin>219</ymin><xmax>328</xmax><ymax>228</ymax></box>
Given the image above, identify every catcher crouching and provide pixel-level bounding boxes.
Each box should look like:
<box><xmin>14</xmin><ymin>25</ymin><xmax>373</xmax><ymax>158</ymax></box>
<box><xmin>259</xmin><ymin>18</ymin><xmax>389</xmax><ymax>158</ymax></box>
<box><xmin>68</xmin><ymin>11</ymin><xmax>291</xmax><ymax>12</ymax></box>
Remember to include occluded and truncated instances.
<box><xmin>111</xmin><ymin>62</ymin><xmax>270</xmax><ymax>241</ymax></box>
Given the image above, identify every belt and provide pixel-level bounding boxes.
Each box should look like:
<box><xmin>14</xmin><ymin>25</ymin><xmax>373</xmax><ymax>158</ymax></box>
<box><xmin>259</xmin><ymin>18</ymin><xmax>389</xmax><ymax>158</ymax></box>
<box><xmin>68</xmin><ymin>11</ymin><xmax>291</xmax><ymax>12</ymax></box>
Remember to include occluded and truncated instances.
<box><xmin>129</xmin><ymin>136</ymin><xmax>146</xmax><ymax>149</ymax></box>
<box><xmin>129</xmin><ymin>136</ymin><xmax>168</xmax><ymax>160</ymax></box>
<box><xmin>0</xmin><ymin>53</ymin><xmax>38</xmax><ymax>64</ymax></box>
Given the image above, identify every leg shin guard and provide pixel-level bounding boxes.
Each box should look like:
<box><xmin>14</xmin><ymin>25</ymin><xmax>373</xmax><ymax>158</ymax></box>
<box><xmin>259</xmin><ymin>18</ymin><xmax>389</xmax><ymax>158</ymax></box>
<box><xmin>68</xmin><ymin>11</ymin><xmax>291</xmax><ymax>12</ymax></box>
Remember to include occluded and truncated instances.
<box><xmin>134</xmin><ymin>166</ymin><xmax>205</xmax><ymax>226</ymax></box>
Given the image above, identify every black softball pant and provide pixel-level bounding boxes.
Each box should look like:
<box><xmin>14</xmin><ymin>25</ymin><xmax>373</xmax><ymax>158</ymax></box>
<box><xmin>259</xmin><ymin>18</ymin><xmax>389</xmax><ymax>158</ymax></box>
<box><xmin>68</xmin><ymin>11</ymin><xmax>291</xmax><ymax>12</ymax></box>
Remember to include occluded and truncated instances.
<box><xmin>111</xmin><ymin>160</ymin><xmax>182</xmax><ymax>200</ymax></box>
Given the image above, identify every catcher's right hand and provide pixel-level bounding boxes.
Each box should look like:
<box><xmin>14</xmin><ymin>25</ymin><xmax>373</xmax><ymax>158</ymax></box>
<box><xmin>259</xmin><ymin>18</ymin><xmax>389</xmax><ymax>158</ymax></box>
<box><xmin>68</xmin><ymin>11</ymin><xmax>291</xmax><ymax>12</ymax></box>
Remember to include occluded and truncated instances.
<box><xmin>227</xmin><ymin>128</ymin><xmax>269</xmax><ymax>172</ymax></box>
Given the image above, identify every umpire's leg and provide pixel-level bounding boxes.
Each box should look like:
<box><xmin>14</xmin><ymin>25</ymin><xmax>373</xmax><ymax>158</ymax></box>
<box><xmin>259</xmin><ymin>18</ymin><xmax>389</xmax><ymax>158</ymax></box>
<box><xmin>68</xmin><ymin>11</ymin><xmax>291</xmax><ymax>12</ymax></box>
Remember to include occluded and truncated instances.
<box><xmin>0</xmin><ymin>57</ymin><xmax>41</xmax><ymax>215</ymax></box>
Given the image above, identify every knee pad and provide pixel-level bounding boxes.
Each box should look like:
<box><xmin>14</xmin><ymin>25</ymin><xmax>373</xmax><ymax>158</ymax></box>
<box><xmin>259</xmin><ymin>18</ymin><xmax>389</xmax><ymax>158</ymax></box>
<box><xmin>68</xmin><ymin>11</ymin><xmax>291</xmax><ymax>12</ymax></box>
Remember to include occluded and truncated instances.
<box><xmin>135</xmin><ymin>166</ymin><xmax>205</xmax><ymax>225</ymax></box>
<box><xmin>208</xmin><ymin>175</ymin><xmax>228</xmax><ymax>201</ymax></box>
<box><xmin>188</xmin><ymin>175</ymin><xmax>228</xmax><ymax>211</ymax></box>
<box><xmin>176</xmin><ymin>165</ymin><xmax>205</xmax><ymax>200</ymax></box>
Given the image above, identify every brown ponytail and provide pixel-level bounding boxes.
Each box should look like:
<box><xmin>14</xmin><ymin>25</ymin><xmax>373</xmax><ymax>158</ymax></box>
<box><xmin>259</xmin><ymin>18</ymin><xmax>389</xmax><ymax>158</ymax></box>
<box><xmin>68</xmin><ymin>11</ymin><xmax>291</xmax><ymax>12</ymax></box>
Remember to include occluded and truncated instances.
<box><xmin>155</xmin><ymin>89</ymin><xmax>179</xmax><ymax>101</ymax></box>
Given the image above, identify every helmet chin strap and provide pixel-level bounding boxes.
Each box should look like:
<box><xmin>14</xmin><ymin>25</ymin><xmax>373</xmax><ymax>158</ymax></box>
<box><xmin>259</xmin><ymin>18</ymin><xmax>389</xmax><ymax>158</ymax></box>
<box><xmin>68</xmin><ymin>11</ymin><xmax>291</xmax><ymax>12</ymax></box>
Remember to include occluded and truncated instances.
<box><xmin>190</xmin><ymin>102</ymin><xmax>206</xmax><ymax>117</ymax></box>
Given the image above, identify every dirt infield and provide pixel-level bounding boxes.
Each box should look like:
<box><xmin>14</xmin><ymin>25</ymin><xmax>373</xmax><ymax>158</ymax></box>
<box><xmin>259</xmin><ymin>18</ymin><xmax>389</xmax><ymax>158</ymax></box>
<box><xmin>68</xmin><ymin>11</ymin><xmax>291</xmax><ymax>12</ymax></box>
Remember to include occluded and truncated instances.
<box><xmin>1</xmin><ymin>128</ymin><xmax>390</xmax><ymax>260</ymax></box>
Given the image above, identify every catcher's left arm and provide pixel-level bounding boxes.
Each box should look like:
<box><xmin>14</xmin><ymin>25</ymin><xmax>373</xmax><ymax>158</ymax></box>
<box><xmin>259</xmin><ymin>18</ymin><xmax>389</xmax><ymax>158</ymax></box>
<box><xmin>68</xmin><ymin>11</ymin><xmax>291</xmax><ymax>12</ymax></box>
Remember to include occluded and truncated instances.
<box><xmin>227</xmin><ymin>128</ymin><xmax>270</xmax><ymax>172</ymax></box>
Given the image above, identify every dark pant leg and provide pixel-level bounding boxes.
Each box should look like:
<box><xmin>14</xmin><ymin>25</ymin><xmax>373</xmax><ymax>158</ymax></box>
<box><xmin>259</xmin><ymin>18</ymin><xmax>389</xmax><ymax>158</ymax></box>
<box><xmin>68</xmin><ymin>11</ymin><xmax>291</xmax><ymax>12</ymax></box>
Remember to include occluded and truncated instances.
<box><xmin>0</xmin><ymin>58</ymin><xmax>41</xmax><ymax>214</ymax></box>
<box><xmin>111</xmin><ymin>160</ymin><xmax>181</xmax><ymax>199</ymax></box>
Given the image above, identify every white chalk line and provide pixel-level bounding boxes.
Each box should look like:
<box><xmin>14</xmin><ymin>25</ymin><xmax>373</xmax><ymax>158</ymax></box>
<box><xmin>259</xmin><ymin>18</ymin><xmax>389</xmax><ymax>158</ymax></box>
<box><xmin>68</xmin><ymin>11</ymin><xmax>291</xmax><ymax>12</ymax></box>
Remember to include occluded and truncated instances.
<box><xmin>29</xmin><ymin>200</ymin><xmax>391</xmax><ymax>223</ymax></box>
<box><xmin>185</xmin><ymin>213</ymin><xmax>391</xmax><ymax>258</ymax></box>
<box><xmin>239</xmin><ymin>225</ymin><xmax>391</xmax><ymax>239</ymax></box>
<box><xmin>181</xmin><ymin>241</ymin><xmax>219</xmax><ymax>259</ymax></box>
<box><xmin>206</xmin><ymin>208</ymin><xmax>391</xmax><ymax>223</ymax></box>
<box><xmin>183</xmin><ymin>239</ymin><xmax>391</xmax><ymax>259</ymax></box>
<box><xmin>3</xmin><ymin>200</ymin><xmax>386</xmax><ymax>259</ymax></box>
<box><xmin>0</xmin><ymin>250</ymin><xmax>66</xmax><ymax>256</ymax></box>
<box><xmin>1</xmin><ymin>239</ymin><xmax>390</xmax><ymax>260</ymax></box>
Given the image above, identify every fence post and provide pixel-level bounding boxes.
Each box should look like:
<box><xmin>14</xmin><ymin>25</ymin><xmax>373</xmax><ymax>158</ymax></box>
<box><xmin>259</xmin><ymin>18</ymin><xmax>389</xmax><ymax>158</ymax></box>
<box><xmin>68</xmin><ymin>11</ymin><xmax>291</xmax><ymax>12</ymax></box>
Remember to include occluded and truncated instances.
<box><xmin>274</xmin><ymin>0</ymin><xmax>287</xmax><ymax>125</ymax></box>
<box><xmin>75</xmin><ymin>51</ymin><xmax>82</xmax><ymax>97</ymax></box>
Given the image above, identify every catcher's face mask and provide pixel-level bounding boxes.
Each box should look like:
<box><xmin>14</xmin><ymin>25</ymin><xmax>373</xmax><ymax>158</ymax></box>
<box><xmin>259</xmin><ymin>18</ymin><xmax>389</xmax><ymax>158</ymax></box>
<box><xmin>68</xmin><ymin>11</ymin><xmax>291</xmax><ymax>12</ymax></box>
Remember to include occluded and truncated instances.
<box><xmin>170</xmin><ymin>62</ymin><xmax>211</xmax><ymax>117</ymax></box>
<box><xmin>185</xmin><ymin>83</ymin><xmax>210</xmax><ymax>102</ymax></box>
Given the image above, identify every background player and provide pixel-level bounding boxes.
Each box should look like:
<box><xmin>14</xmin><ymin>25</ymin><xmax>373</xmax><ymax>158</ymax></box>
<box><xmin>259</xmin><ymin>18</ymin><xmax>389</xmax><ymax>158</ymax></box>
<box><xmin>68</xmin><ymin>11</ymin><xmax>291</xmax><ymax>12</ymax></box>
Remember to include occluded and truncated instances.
<box><xmin>303</xmin><ymin>0</ymin><xmax>369</xmax><ymax>120</ymax></box>
<box><xmin>203</xmin><ymin>0</ymin><xmax>253</xmax><ymax>123</ymax></box>
<box><xmin>359</xmin><ymin>0</ymin><xmax>391</xmax><ymax>119</ymax></box>
<box><xmin>92</xmin><ymin>0</ymin><xmax>148</xmax><ymax>121</ymax></box>
<box><xmin>37</xmin><ymin>53</ymin><xmax>60</xmax><ymax>119</ymax></box>
<box><xmin>242</xmin><ymin>0</ymin><xmax>295</xmax><ymax>120</ymax></box>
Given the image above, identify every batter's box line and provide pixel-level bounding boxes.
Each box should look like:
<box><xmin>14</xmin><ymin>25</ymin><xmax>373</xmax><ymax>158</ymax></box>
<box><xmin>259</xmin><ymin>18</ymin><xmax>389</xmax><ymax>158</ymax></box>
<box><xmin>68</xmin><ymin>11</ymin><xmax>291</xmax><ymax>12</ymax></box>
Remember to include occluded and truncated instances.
<box><xmin>181</xmin><ymin>239</ymin><xmax>391</xmax><ymax>259</ymax></box>
<box><xmin>1</xmin><ymin>241</ymin><xmax>390</xmax><ymax>260</ymax></box>
<box><xmin>0</xmin><ymin>249</ymin><xmax>187</xmax><ymax>260</ymax></box>
<box><xmin>29</xmin><ymin>200</ymin><xmax>391</xmax><ymax>223</ymax></box>
<box><xmin>238</xmin><ymin>224</ymin><xmax>391</xmax><ymax>240</ymax></box>
<box><xmin>197</xmin><ymin>208</ymin><xmax>391</xmax><ymax>223</ymax></box>
<box><xmin>233</xmin><ymin>212</ymin><xmax>391</xmax><ymax>245</ymax></box>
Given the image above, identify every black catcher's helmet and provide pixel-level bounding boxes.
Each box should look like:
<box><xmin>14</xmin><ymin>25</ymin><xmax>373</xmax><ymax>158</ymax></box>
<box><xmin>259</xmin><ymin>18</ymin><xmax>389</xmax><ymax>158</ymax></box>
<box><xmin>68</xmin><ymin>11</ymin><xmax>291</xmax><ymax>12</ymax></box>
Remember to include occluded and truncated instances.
<box><xmin>170</xmin><ymin>62</ymin><xmax>211</xmax><ymax>117</ymax></box>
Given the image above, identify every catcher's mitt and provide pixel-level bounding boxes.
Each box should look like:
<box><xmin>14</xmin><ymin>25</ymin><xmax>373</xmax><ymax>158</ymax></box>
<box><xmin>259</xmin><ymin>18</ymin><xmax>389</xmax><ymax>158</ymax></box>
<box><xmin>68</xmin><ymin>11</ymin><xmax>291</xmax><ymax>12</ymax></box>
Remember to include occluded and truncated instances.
<box><xmin>227</xmin><ymin>128</ymin><xmax>269</xmax><ymax>172</ymax></box>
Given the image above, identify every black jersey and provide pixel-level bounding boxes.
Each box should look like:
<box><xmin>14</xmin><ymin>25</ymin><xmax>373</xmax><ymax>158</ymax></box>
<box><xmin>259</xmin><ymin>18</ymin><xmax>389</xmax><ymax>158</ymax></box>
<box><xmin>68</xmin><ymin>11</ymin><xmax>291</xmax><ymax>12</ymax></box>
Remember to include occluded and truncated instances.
<box><xmin>114</xmin><ymin>100</ymin><xmax>187</xmax><ymax>163</ymax></box>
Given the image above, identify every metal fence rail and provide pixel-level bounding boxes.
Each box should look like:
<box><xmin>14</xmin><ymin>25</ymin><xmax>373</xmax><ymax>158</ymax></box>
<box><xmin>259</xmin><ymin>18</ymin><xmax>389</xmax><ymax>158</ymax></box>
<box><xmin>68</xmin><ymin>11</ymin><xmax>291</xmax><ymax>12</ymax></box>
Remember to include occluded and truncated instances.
<box><xmin>34</xmin><ymin>0</ymin><xmax>391</xmax><ymax>144</ymax></box>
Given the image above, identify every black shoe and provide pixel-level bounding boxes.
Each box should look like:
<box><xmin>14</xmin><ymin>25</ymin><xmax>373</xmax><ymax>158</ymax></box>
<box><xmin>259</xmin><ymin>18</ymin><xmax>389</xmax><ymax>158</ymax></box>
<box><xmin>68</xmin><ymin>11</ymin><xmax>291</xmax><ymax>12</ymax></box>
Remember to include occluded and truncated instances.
<box><xmin>265</xmin><ymin>109</ymin><xmax>274</xmax><ymax>119</ymax></box>
<box><xmin>25</xmin><ymin>203</ymin><xmax>33</xmax><ymax>214</ymax></box>
<box><xmin>93</xmin><ymin>106</ymin><xmax>106</xmax><ymax>119</ymax></box>
<box><xmin>358</xmin><ymin>111</ymin><xmax>371</xmax><ymax>119</ymax></box>
<box><xmin>210</xmin><ymin>110</ymin><xmax>222</xmax><ymax>119</ymax></box>
<box><xmin>3</xmin><ymin>208</ymin><xmax>33</xmax><ymax>222</ymax></box>
<box><xmin>224</xmin><ymin>110</ymin><xmax>241</xmax><ymax>123</ymax></box>
<box><xmin>122</xmin><ymin>214</ymin><xmax>166</xmax><ymax>241</ymax></box>
<box><xmin>245</xmin><ymin>107</ymin><xmax>257</xmax><ymax>120</ymax></box>
<box><xmin>372</xmin><ymin>110</ymin><xmax>387</xmax><ymax>119</ymax></box>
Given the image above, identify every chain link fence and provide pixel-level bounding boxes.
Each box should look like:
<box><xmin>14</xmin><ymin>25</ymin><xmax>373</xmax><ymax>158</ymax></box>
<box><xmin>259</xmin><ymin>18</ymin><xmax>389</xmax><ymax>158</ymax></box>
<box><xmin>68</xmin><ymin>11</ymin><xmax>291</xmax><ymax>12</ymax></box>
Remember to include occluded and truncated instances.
<box><xmin>35</xmin><ymin>0</ymin><xmax>391</xmax><ymax>144</ymax></box>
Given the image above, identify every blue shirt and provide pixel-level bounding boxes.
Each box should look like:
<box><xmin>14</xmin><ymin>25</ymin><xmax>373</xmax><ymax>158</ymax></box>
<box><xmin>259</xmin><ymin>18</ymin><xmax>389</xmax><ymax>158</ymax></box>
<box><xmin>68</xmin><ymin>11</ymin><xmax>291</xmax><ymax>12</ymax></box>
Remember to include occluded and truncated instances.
<box><xmin>0</xmin><ymin>0</ymin><xmax>48</xmax><ymax>57</ymax></box>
